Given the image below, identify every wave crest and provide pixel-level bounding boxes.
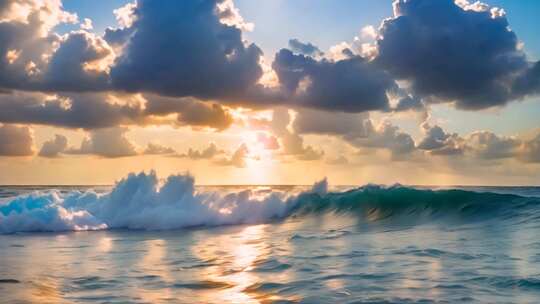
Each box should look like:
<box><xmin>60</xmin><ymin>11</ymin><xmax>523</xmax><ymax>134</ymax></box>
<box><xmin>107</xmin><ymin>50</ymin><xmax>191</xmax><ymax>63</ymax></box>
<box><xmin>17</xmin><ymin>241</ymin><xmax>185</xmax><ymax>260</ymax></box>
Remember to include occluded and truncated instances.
<box><xmin>1</xmin><ymin>172</ymin><xmax>301</xmax><ymax>233</ymax></box>
<box><xmin>1</xmin><ymin>172</ymin><xmax>538</xmax><ymax>233</ymax></box>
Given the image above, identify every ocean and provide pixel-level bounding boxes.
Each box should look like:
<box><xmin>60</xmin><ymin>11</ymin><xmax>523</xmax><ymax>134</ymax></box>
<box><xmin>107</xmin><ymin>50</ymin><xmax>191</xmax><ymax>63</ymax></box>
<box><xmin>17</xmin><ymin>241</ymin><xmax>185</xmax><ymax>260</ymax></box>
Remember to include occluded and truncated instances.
<box><xmin>1</xmin><ymin>172</ymin><xmax>540</xmax><ymax>303</ymax></box>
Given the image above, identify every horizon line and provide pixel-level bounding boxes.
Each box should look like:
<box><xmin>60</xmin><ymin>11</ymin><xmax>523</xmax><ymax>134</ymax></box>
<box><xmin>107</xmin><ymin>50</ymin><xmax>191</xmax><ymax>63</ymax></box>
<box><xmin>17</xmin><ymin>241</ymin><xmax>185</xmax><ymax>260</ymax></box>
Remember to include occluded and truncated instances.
<box><xmin>1</xmin><ymin>183</ymin><xmax>539</xmax><ymax>188</ymax></box>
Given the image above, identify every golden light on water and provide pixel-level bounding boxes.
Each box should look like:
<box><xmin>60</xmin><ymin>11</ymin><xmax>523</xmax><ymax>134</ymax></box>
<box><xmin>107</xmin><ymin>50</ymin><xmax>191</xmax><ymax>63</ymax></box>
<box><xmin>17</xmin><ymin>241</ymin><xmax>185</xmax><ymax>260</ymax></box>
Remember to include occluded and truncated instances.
<box><xmin>137</xmin><ymin>239</ymin><xmax>174</xmax><ymax>303</ymax></box>
<box><xmin>190</xmin><ymin>224</ymin><xmax>294</xmax><ymax>303</ymax></box>
<box><xmin>192</xmin><ymin>225</ymin><xmax>266</xmax><ymax>303</ymax></box>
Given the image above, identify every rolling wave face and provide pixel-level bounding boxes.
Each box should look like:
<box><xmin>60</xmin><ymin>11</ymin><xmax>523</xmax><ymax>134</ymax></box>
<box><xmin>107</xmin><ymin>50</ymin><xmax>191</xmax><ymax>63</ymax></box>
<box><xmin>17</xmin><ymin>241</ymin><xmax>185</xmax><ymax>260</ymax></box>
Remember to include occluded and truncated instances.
<box><xmin>1</xmin><ymin>172</ymin><xmax>539</xmax><ymax>233</ymax></box>
<box><xmin>290</xmin><ymin>185</ymin><xmax>540</xmax><ymax>223</ymax></box>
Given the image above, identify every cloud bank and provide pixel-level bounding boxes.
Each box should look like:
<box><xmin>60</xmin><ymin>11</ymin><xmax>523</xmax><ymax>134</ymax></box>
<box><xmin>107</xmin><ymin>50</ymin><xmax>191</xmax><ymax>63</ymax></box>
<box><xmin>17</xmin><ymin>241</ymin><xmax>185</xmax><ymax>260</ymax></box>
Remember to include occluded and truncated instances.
<box><xmin>0</xmin><ymin>0</ymin><xmax>537</xmax><ymax>119</ymax></box>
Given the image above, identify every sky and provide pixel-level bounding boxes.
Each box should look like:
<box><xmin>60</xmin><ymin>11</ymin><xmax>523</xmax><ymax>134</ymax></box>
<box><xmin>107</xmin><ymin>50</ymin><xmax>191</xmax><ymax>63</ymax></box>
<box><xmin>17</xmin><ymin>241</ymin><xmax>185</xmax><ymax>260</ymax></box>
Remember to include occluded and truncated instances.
<box><xmin>0</xmin><ymin>0</ymin><xmax>539</xmax><ymax>185</ymax></box>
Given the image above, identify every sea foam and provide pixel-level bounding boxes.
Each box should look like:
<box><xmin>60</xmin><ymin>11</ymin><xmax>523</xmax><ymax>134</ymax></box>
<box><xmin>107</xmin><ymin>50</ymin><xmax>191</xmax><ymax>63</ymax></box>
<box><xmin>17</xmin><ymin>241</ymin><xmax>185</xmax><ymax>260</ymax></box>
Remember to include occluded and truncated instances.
<box><xmin>1</xmin><ymin>171</ymin><xmax>539</xmax><ymax>233</ymax></box>
<box><xmin>0</xmin><ymin>172</ymin><xmax>314</xmax><ymax>233</ymax></box>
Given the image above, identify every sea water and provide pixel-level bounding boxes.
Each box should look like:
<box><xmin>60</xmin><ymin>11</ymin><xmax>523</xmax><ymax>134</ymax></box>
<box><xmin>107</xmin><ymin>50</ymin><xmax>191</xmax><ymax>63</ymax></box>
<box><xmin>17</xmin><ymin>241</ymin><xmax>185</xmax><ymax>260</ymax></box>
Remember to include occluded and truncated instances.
<box><xmin>1</xmin><ymin>172</ymin><xmax>540</xmax><ymax>303</ymax></box>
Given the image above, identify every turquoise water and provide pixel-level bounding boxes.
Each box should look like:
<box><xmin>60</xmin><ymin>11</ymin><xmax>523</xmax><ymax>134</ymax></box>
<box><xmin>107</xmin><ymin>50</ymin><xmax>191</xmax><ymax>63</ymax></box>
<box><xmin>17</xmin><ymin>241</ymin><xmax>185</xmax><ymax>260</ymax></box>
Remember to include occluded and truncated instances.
<box><xmin>1</xmin><ymin>173</ymin><xmax>540</xmax><ymax>303</ymax></box>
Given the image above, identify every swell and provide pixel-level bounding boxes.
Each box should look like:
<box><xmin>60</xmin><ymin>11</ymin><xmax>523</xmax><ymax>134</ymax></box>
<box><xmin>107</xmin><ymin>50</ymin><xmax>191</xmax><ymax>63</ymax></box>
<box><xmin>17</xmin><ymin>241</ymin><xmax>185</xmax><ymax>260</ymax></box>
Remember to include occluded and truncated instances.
<box><xmin>1</xmin><ymin>172</ymin><xmax>539</xmax><ymax>233</ymax></box>
<box><xmin>290</xmin><ymin>185</ymin><xmax>539</xmax><ymax>221</ymax></box>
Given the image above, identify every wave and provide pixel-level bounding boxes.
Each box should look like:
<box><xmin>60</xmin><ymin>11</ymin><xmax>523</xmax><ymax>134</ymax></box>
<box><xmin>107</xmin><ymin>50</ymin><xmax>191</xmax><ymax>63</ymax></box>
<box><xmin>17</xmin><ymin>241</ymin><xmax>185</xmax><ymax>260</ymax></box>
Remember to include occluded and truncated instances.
<box><xmin>1</xmin><ymin>172</ymin><xmax>539</xmax><ymax>233</ymax></box>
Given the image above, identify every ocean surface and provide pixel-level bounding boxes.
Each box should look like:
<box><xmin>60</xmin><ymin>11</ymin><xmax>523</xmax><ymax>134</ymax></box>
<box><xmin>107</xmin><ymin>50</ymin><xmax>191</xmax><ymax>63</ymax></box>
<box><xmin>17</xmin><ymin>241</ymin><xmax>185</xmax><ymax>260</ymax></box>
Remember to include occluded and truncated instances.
<box><xmin>1</xmin><ymin>172</ymin><xmax>540</xmax><ymax>303</ymax></box>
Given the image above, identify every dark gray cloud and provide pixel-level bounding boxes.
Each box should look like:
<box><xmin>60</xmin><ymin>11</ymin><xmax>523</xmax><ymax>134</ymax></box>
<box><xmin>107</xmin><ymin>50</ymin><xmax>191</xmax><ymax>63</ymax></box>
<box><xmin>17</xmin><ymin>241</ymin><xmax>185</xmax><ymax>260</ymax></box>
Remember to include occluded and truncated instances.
<box><xmin>145</xmin><ymin>95</ymin><xmax>234</xmax><ymax>131</ymax></box>
<box><xmin>393</xmin><ymin>95</ymin><xmax>424</xmax><ymax>112</ymax></box>
<box><xmin>375</xmin><ymin>0</ymin><xmax>533</xmax><ymax>110</ymax></box>
<box><xmin>104</xmin><ymin>27</ymin><xmax>134</xmax><ymax>47</ymax></box>
<box><xmin>0</xmin><ymin>0</ymin><xmax>10</xmax><ymax>13</ymax></box>
<box><xmin>39</xmin><ymin>31</ymin><xmax>111</xmax><ymax>92</ymax></box>
<box><xmin>110</xmin><ymin>0</ymin><xmax>263</xmax><ymax>100</ymax></box>
<box><xmin>417</xmin><ymin>124</ymin><xmax>455</xmax><ymax>151</ymax></box>
<box><xmin>39</xmin><ymin>134</ymin><xmax>68</xmax><ymax>158</ymax></box>
<box><xmin>0</xmin><ymin>0</ymin><xmax>539</xmax><ymax>141</ymax></box>
<box><xmin>417</xmin><ymin>123</ymin><xmax>464</xmax><ymax>156</ymax></box>
<box><xmin>272</xmin><ymin>49</ymin><xmax>396</xmax><ymax>112</ymax></box>
<box><xmin>0</xmin><ymin>92</ymin><xmax>146</xmax><ymax>129</ymax></box>
<box><xmin>513</xmin><ymin>61</ymin><xmax>540</xmax><ymax>97</ymax></box>
<box><xmin>0</xmin><ymin>91</ymin><xmax>237</xmax><ymax>131</ymax></box>
<box><xmin>288</xmin><ymin>39</ymin><xmax>323</xmax><ymax>57</ymax></box>
<box><xmin>0</xmin><ymin>124</ymin><xmax>34</xmax><ymax>156</ymax></box>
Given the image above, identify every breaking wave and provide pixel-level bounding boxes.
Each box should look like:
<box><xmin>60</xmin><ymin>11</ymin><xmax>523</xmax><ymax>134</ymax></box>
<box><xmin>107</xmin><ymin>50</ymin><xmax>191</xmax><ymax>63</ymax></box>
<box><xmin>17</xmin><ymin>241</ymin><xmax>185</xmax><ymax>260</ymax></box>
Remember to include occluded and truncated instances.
<box><xmin>1</xmin><ymin>172</ymin><xmax>539</xmax><ymax>233</ymax></box>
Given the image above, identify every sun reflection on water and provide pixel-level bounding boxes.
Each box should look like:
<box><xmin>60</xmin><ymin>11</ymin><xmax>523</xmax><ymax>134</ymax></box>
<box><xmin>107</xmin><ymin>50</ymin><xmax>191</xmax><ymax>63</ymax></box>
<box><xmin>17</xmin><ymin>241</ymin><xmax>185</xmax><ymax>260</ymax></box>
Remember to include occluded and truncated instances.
<box><xmin>137</xmin><ymin>238</ymin><xmax>174</xmax><ymax>303</ymax></box>
<box><xmin>190</xmin><ymin>224</ymin><xmax>292</xmax><ymax>303</ymax></box>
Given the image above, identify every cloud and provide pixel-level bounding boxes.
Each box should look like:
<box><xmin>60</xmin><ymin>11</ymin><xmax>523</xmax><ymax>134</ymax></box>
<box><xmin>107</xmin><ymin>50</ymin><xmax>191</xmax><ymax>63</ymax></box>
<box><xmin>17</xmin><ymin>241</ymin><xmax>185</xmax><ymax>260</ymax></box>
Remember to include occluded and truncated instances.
<box><xmin>393</xmin><ymin>95</ymin><xmax>424</xmax><ymax>112</ymax></box>
<box><xmin>39</xmin><ymin>134</ymin><xmax>68</xmax><ymax>158</ymax></box>
<box><xmin>215</xmin><ymin>143</ymin><xmax>249</xmax><ymax>167</ymax></box>
<box><xmin>327</xmin><ymin>42</ymin><xmax>356</xmax><ymax>62</ymax></box>
<box><xmin>353</xmin><ymin>121</ymin><xmax>416</xmax><ymax>158</ymax></box>
<box><xmin>296</xmin><ymin>145</ymin><xmax>324</xmax><ymax>161</ymax></box>
<box><xmin>0</xmin><ymin>91</ymin><xmax>236</xmax><ymax>131</ymax></box>
<box><xmin>0</xmin><ymin>1</ymin><xmax>113</xmax><ymax>93</ymax></box>
<box><xmin>288</xmin><ymin>39</ymin><xmax>323</xmax><ymax>57</ymax></box>
<box><xmin>113</xmin><ymin>1</ymin><xmax>137</xmax><ymax>28</ymax></box>
<box><xmin>417</xmin><ymin>124</ymin><xmax>523</xmax><ymax>159</ymax></box>
<box><xmin>67</xmin><ymin>127</ymin><xmax>138</xmax><ymax>158</ymax></box>
<box><xmin>466</xmin><ymin>131</ymin><xmax>520</xmax><ymax>160</ymax></box>
<box><xmin>360</xmin><ymin>25</ymin><xmax>378</xmax><ymax>40</ymax></box>
<box><xmin>518</xmin><ymin>134</ymin><xmax>540</xmax><ymax>163</ymax></box>
<box><xmin>143</xmin><ymin>143</ymin><xmax>176</xmax><ymax>155</ymax></box>
<box><xmin>271</xmin><ymin>108</ymin><xmax>324</xmax><ymax>160</ymax></box>
<box><xmin>144</xmin><ymin>95</ymin><xmax>234</xmax><ymax>130</ymax></box>
<box><xmin>0</xmin><ymin>124</ymin><xmax>34</xmax><ymax>156</ymax></box>
<box><xmin>416</xmin><ymin>123</ymin><xmax>464</xmax><ymax>156</ymax></box>
<box><xmin>177</xmin><ymin>143</ymin><xmax>225</xmax><ymax>160</ymax></box>
<box><xmin>257</xmin><ymin>132</ymin><xmax>280</xmax><ymax>150</ymax></box>
<box><xmin>80</xmin><ymin>18</ymin><xmax>93</xmax><ymax>30</ymax></box>
<box><xmin>272</xmin><ymin>49</ymin><xmax>396</xmax><ymax>112</ymax></box>
<box><xmin>104</xmin><ymin>1</ymin><xmax>136</xmax><ymax>47</ymax></box>
<box><xmin>375</xmin><ymin>0</ymin><xmax>534</xmax><ymax>110</ymax></box>
<box><xmin>0</xmin><ymin>0</ymin><xmax>538</xmax><ymax>120</ymax></box>
<box><xmin>110</xmin><ymin>0</ymin><xmax>263</xmax><ymax>100</ymax></box>
<box><xmin>0</xmin><ymin>92</ymin><xmax>147</xmax><ymax>129</ymax></box>
<box><xmin>293</xmin><ymin>108</ymin><xmax>370</xmax><ymax>138</ymax></box>
<box><xmin>38</xmin><ymin>31</ymin><xmax>111</xmax><ymax>92</ymax></box>
<box><xmin>326</xmin><ymin>155</ymin><xmax>349</xmax><ymax>165</ymax></box>
<box><xmin>216</xmin><ymin>0</ymin><xmax>254</xmax><ymax>32</ymax></box>
<box><xmin>104</xmin><ymin>26</ymin><xmax>134</xmax><ymax>47</ymax></box>
<box><xmin>513</xmin><ymin>61</ymin><xmax>540</xmax><ymax>97</ymax></box>
<box><xmin>292</xmin><ymin>109</ymin><xmax>414</xmax><ymax>158</ymax></box>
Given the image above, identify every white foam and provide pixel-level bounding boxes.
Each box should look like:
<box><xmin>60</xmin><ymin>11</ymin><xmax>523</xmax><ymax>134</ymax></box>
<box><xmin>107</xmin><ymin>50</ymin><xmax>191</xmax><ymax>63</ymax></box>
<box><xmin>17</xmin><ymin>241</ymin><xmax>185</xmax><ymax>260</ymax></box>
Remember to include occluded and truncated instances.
<box><xmin>0</xmin><ymin>172</ymin><xmax>326</xmax><ymax>233</ymax></box>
